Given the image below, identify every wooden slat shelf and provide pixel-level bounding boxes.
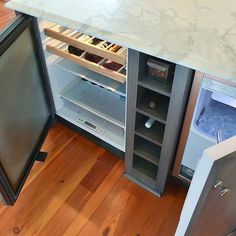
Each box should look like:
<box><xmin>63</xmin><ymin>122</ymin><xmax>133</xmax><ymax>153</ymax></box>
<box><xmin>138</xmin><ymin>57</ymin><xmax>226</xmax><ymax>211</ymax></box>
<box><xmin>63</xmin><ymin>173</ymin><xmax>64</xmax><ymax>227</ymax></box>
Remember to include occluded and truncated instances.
<box><xmin>55</xmin><ymin>59</ymin><xmax>126</xmax><ymax>96</ymax></box>
<box><xmin>44</xmin><ymin>27</ymin><xmax>126</xmax><ymax>65</ymax></box>
<box><xmin>46</xmin><ymin>44</ymin><xmax>126</xmax><ymax>84</ymax></box>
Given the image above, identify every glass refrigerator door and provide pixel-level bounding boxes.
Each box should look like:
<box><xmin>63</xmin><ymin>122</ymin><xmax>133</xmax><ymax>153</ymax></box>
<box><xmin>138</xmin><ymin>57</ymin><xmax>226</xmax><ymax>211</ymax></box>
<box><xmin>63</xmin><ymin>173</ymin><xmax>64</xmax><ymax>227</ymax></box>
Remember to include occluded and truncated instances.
<box><xmin>0</xmin><ymin>15</ymin><xmax>54</xmax><ymax>205</ymax></box>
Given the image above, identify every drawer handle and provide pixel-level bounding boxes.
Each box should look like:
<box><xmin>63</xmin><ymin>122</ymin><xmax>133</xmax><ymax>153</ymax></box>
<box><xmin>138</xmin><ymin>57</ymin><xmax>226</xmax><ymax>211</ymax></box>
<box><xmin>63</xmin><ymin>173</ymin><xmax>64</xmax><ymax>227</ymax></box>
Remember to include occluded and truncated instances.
<box><xmin>214</xmin><ymin>180</ymin><xmax>231</xmax><ymax>197</ymax></box>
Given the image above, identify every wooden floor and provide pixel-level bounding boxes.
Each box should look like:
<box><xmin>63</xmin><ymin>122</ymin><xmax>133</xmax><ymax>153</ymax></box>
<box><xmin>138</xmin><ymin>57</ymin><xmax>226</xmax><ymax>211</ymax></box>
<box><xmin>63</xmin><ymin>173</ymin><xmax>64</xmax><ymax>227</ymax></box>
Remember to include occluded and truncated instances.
<box><xmin>0</xmin><ymin>0</ymin><xmax>15</xmax><ymax>31</ymax></box>
<box><xmin>0</xmin><ymin>123</ymin><xmax>187</xmax><ymax>236</ymax></box>
<box><xmin>0</xmin><ymin>4</ymin><xmax>187</xmax><ymax>235</ymax></box>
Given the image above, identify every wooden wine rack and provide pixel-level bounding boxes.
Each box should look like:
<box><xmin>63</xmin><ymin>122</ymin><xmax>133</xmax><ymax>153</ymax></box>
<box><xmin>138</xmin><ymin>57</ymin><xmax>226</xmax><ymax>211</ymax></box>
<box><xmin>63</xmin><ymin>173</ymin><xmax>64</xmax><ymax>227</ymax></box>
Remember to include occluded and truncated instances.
<box><xmin>44</xmin><ymin>25</ymin><xmax>127</xmax><ymax>83</ymax></box>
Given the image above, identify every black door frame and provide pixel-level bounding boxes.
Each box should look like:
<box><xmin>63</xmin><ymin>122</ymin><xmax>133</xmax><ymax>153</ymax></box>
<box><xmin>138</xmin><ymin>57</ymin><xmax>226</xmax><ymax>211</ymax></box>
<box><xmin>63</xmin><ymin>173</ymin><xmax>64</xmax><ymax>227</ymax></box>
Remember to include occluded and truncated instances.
<box><xmin>0</xmin><ymin>14</ymin><xmax>55</xmax><ymax>205</ymax></box>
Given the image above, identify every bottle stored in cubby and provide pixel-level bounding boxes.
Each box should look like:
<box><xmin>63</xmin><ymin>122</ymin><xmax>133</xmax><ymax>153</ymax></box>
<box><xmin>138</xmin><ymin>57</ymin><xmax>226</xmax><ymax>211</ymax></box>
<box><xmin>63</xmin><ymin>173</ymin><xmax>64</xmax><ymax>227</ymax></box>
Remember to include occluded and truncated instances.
<box><xmin>145</xmin><ymin>118</ymin><xmax>155</xmax><ymax>128</ymax></box>
<box><xmin>149</xmin><ymin>100</ymin><xmax>156</xmax><ymax>109</ymax></box>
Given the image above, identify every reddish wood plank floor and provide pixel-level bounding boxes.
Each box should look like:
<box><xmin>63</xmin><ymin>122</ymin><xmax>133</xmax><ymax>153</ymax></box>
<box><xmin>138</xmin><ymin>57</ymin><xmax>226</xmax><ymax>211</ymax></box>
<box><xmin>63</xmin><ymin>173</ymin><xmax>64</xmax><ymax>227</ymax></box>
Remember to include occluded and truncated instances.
<box><xmin>0</xmin><ymin>0</ymin><xmax>15</xmax><ymax>31</ymax></box>
<box><xmin>0</xmin><ymin>123</ymin><xmax>187</xmax><ymax>236</ymax></box>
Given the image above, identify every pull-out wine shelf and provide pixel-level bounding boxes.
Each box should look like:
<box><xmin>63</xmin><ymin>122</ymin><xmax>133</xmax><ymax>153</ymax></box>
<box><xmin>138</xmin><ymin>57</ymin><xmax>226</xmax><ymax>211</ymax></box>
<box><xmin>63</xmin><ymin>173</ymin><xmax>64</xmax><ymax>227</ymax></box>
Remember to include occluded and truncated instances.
<box><xmin>44</xmin><ymin>25</ymin><xmax>127</xmax><ymax>83</ymax></box>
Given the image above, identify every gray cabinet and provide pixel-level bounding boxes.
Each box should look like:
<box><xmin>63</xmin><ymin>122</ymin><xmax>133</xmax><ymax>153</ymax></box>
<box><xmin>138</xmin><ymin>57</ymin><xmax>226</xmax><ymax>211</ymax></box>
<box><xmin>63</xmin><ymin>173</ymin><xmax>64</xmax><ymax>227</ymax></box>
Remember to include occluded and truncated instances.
<box><xmin>125</xmin><ymin>49</ymin><xmax>194</xmax><ymax>195</ymax></box>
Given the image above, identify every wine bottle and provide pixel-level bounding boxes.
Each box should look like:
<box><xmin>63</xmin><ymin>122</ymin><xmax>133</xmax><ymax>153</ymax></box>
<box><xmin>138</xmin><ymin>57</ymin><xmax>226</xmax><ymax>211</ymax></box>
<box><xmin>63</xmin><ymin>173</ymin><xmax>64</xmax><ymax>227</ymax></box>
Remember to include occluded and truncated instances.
<box><xmin>145</xmin><ymin>118</ymin><xmax>155</xmax><ymax>128</ymax></box>
<box><xmin>109</xmin><ymin>45</ymin><xmax>122</xmax><ymax>53</ymax></box>
<box><xmin>68</xmin><ymin>45</ymin><xmax>84</xmax><ymax>56</ymax></box>
<box><xmin>149</xmin><ymin>100</ymin><xmax>156</xmax><ymax>109</ymax></box>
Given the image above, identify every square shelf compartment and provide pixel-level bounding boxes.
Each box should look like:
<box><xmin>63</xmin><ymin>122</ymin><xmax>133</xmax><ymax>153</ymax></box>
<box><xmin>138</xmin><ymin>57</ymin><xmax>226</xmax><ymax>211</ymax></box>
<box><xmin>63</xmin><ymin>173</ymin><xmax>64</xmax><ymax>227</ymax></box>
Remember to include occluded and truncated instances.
<box><xmin>134</xmin><ymin>135</ymin><xmax>161</xmax><ymax>166</ymax></box>
<box><xmin>136</xmin><ymin>86</ymin><xmax>170</xmax><ymax>124</ymax></box>
<box><xmin>135</xmin><ymin>113</ymin><xmax>165</xmax><ymax>146</ymax></box>
<box><xmin>133</xmin><ymin>154</ymin><xmax>158</xmax><ymax>180</ymax></box>
<box><xmin>137</xmin><ymin>54</ymin><xmax>175</xmax><ymax>97</ymax></box>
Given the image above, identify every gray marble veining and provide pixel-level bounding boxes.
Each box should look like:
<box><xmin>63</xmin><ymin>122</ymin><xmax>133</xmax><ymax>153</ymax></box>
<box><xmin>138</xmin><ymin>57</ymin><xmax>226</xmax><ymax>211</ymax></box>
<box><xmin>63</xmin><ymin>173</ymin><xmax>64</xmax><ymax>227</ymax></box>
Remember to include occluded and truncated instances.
<box><xmin>6</xmin><ymin>0</ymin><xmax>236</xmax><ymax>82</ymax></box>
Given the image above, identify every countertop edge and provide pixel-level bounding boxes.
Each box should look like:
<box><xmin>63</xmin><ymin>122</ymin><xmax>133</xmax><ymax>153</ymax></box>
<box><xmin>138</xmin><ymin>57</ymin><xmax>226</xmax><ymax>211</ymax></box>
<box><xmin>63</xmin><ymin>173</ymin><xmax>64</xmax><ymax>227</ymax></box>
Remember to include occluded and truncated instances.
<box><xmin>6</xmin><ymin>1</ymin><xmax>236</xmax><ymax>83</ymax></box>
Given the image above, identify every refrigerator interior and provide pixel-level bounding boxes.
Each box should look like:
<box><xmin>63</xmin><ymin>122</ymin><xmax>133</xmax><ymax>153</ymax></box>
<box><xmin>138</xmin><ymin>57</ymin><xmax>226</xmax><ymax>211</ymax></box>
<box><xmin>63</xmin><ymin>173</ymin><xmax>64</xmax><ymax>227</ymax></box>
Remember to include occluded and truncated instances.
<box><xmin>38</xmin><ymin>20</ymin><xmax>126</xmax><ymax>151</ymax></box>
<box><xmin>180</xmin><ymin>79</ymin><xmax>236</xmax><ymax>181</ymax></box>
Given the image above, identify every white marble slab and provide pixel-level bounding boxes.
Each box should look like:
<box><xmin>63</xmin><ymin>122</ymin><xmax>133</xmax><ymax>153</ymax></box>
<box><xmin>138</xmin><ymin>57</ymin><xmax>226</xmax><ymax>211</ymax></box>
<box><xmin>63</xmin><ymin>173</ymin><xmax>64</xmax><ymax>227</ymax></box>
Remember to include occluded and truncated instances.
<box><xmin>6</xmin><ymin>0</ymin><xmax>236</xmax><ymax>83</ymax></box>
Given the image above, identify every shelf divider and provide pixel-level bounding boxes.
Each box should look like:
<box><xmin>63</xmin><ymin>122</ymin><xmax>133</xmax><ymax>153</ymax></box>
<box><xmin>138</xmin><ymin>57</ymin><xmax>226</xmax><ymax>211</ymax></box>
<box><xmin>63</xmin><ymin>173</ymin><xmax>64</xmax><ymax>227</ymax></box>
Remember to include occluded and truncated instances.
<box><xmin>136</xmin><ymin>108</ymin><xmax>166</xmax><ymax>125</ymax></box>
<box><xmin>138</xmin><ymin>75</ymin><xmax>172</xmax><ymax>97</ymax></box>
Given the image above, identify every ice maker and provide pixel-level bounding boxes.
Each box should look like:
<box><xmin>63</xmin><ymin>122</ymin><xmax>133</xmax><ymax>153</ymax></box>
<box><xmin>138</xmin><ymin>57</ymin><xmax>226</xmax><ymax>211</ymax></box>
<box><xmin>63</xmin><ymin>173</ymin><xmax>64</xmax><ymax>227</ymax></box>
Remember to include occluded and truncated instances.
<box><xmin>173</xmin><ymin>73</ymin><xmax>236</xmax><ymax>181</ymax></box>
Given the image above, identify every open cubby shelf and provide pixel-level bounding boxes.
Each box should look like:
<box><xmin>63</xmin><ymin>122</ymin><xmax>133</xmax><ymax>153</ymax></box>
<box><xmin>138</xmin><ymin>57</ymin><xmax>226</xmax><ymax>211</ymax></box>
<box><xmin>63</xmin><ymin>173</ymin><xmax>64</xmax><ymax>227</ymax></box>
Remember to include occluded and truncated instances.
<box><xmin>135</xmin><ymin>113</ymin><xmax>164</xmax><ymax>147</ymax></box>
<box><xmin>44</xmin><ymin>25</ymin><xmax>127</xmax><ymax>65</ymax></box>
<box><xmin>136</xmin><ymin>86</ymin><xmax>169</xmax><ymax>123</ymax></box>
<box><xmin>134</xmin><ymin>136</ymin><xmax>161</xmax><ymax>165</ymax></box>
<box><xmin>133</xmin><ymin>154</ymin><xmax>158</xmax><ymax>180</ymax></box>
<box><xmin>46</xmin><ymin>43</ymin><xmax>126</xmax><ymax>84</ymax></box>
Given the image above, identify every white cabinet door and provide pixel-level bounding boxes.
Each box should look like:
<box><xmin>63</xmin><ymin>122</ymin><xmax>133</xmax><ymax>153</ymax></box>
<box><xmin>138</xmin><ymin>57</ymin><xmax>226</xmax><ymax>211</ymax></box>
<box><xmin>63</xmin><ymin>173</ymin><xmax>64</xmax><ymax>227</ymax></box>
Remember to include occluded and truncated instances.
<box><xmin>175</xmin><ymin>136</ymin><xmax>236</xmax><ymax>236</ymax></box>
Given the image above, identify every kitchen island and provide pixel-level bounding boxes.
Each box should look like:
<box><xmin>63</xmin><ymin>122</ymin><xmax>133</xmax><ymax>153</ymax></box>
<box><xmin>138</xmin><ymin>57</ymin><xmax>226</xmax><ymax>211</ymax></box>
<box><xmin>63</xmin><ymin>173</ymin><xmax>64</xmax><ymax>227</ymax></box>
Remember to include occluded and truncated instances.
<box><xmin>6</xmin><ymin>0</ymin><xmax>236</xmax><ymax>82</ymax></box>
<box><xmin>4</xmin><ymin>0</ymin><xmax>236</xmax><ymax>195</ymax></box>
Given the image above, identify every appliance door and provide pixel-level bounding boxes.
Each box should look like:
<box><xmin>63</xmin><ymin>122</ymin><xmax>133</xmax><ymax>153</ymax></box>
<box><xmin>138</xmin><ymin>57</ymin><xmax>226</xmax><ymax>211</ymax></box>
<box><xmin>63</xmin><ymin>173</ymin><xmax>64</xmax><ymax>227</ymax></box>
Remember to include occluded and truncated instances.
<box><xmin>176</xmin><ymin>136</ymin><xmax>236</xmax><ymax>236</ymax></box>
<box><xmin>180</xmin><ymin>77</ymin><xmax>236</xmax><ymax>180</ymax></box>
<box><xmin>0</xmin><ymin>15</ymin><xmax>54</xmax><ymax>205</ymax></box>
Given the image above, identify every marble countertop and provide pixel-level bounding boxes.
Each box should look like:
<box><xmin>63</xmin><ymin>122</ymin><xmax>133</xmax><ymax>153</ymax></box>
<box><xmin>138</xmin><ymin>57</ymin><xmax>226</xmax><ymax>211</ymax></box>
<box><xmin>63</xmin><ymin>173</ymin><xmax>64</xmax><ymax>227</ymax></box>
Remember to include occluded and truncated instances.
<box><xmin>6</xmin><ymin>0</ymin><xmax>236</xmax><ymax>83</ymax></box>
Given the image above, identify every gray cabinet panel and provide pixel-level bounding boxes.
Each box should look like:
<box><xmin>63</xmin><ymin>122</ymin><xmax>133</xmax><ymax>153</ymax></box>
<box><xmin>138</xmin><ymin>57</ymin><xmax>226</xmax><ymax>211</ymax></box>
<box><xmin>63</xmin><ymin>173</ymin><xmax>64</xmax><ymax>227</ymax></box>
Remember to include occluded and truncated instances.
<box><xmin>156</xmin><ymin>65</ymin><xmax>194</xmax><ymax>193</ymax></box>
<box><xmin>125</xmin><ymin>49</ymin><xmax>194</xmax><ymax>195</ymax></box>
<box><xmin>124</xmin><ymin>49</ymin><xmax>139</xmax><ymax>173</ymax></box>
